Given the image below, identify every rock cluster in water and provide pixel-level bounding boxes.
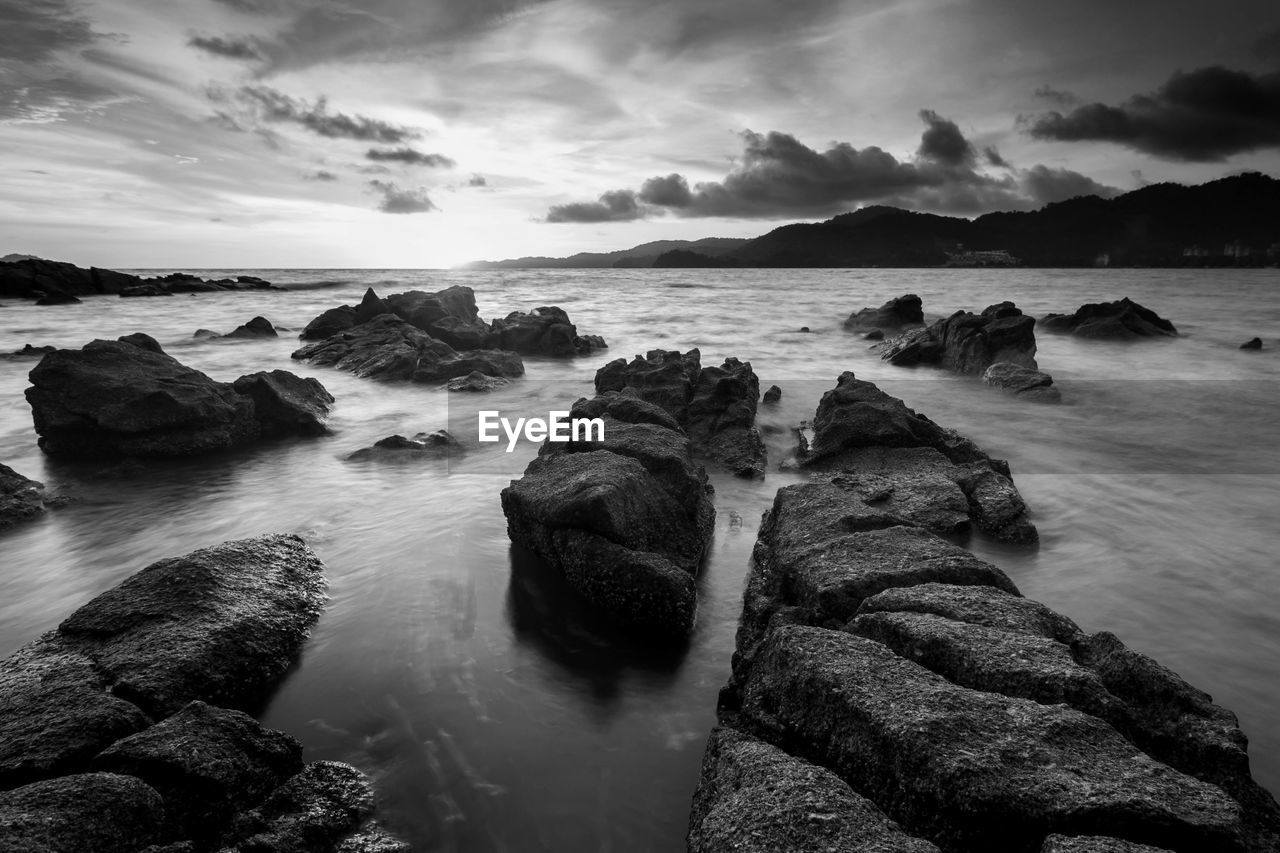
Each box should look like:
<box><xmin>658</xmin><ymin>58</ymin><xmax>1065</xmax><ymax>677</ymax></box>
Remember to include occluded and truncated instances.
<box><xmin>501</xmin><ymin>393</ymin><xmax>716</xmax><ymax>637</ymax></box>
<box><xmin>26</xmin><ymin>335</ymin><xmax>333</xmax><ymax>457</ymax></box>
<box><xmin>0</xmin><ymin>534</ymin><xmax>407</xmax><ymax>852</ymax></box>
<box><xmin>1040</xmin><ymin>297</ymin><xmax>1178</xmax><ymax>339</ymax></box>
<box><xmin>595</xmin><ymin>349</ymin><xmax>767</xmax><ymax>477</ymax></box>
<box><xmin>0</xmin><ymin>258</ymin><xmax>279</xmax><ymax>304</ymax></box>
<box><xmin>689</xmin><ymin>374</ymin><xmax>1280</xmax><ymax>853</ymax></box>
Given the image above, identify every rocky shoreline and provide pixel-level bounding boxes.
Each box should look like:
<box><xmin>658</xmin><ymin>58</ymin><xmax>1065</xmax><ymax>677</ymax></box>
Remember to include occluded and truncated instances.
<box><xmin>689</xmin><ymin>373</ymin><xmax>1280</xmax><ymax>853</ymax></box>
<box><xmin>0</xmin><ymin>258</ymin><xmax>280</xmax><ymax>305</ymax></box>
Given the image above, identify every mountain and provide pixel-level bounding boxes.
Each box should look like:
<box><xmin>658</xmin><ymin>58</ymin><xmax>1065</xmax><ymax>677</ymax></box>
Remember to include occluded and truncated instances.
<box><xmin>461</xmin><ymin>173</ymin><xmax>1280</xmax><ymax>269</ymax></box>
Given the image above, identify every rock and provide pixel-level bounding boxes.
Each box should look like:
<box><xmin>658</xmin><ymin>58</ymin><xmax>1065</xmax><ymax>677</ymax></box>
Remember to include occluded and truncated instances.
<box><xmin>291</xmin><ymin>314</ymin><xmax>523</xmax><ymax>384</ymax></box>
<box><xmin>224</xmin><ymin>316</ymin><xmax>279</xmax><ymax>339</ymax></box>
<box><xmin>231</xmin><ymin>371</ymin><xmax>334</xmax><ymax>438</ymax></box>
<box><xmin>856</xmin><ymin>582</ymin><xmax>1083</xmax><ymax>644</ymax></box>
<box><xmin>0</xmin><ymin>636</ymin><xmax>152</xmax><ymax>789</ymax></box>
<box><xmin>735</xmin><ymin>625</ymin><xmax>1245</xmax><ymax>853</ymax></box>
<box><xmin>92</xmin><ymin>701</ymin><xmax>303</xmax><ymax>841</ymax></box>
<box><xmin>1041</xmin><ymin>836</ymin><xmax>1175</xmax><ymax>853</ymax></box>
<box><xmin>1040</xmin><ymin>298</ymin><xmax>1178</xmax><ymax>339</ymax></box>
<box><xmin>300</xmin><ymin>306</ymin><xmax>357</xmax><ymax>341</ymax></box>
<box><xmin>4</xmin><ymin>344</ymin><xmax>56</xmax><ymax>359</ymax></box>
<box><xmin>762</xmin><ymin>384</ymin><xmax>781</xmax><ymax>404</ymax></box>
<box><xmin>799</xmin><ymin>326</ymin><xmax>810</xmax><ymax>333</ymax></box>
<box><xmin>864</xmin><ymin>329</ymin><xmax>885</xmax><ymax>341</ymax></box>
<box><xmin>26</xmin><ymin>340</ymin><xmax>259</xmax><ymax>457</ymax></box>
<box><xmin>0</xmin><ymin>462</ymin><xmax>52</xmax><ymax>531</ymax></box>
<box><xmin>1239</xmin><ymin>338</ymin><xmax>1263</xmax><ymax>350</ymax></box>
<box><xmin>55</xmin><ymin>534</ymin><xmax>326</xmax><ymax>718</ymax></box>
<box><xmin>844</xmin><ymin>293</ymin><xmax>924</xmax><ymax>331</ymax></box>
<box><xmin>219</xmin><ymin>761</ymin><xmax>407</xmax><ymax>853</ymax></box>
<box><xmin>595</xmin><ymin>349</ymin><xmax>701</xmax><ymax>424</ymax></box>
<box><xmin>983</xmin><ymin>361</ymin><xmax>1062</xmax><ymax>403</ymax></box>
<box><xmin>385</xmin><ymin>285</ymin><xmax>480</xmax><ymax>332</ymax></box>
<box><xmin>35</xmin><ymin>289</ymin><xmax>81</xmax><ymax>305</ymax></box>
<box><xmin>446</xmin><ymin>370</ymin><xmax>509</xmax><ymax>392</ymax></box>
<box><xmin>193</xmin><ymin>329</ymin><xmax>220</xmax><ymax>340</ymax></box>
<box><xmin>118</xmin><ymin>332</ymin><xmax>165</xmax><ymax>354</ymax></box>
<box><xmin>120</xmin><ymin>284</ymin><xmax>175</xmax><ymax>297</ymax></box>
<box><xmin>429</xmin><ymin>314</ymin><xmax>493</xmax><ymax>350</ymax></box>
<box><xmin>347</xmin><ymin>430</ymin><xmax>462</xmax><ymax>461</ymax></box>
<box><xmin>881</xmin><ymin>302</ymin><xmax>1039</xmax><ymax>375</ymax></box>
<box><xmin>688</xmin><ymin>726</ymin><xmax>940</xmax><ymax>853</ymax></box>
<box><xmin>352</xmin><ymin>288</ymin><xmax>391</xmax><ymax>324</ymax></box>
<box><xmin>0</xmin><ymin>772</ymin><xmax>165</xmax><ymax>852</ymax></box>
<box><xmin>1</xmin><ymin>258</ymin><xmax>140</xmax><ymax>300</ymax></box>
<box><xmin>488</xmin><ymin>305</ymin><xmax>606</xmax><ymax>356</ymax></box>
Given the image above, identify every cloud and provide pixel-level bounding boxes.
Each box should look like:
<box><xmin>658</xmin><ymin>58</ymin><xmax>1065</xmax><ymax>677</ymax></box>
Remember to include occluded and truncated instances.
<box><xmin>1255</xmin><ymin>26</ymin><xmax>1280</xmax><ymax>65</ymax></box>
<box><xmin>0</xmin><ymin>0</ymin><xmax>121</xmax><ymax>122</ymax></box>
<box><xmin>1027</xmin><ymin>66</ymin><xmax>1280</xmax><ymax>161</ymax></box>
<box><xmin>468</xmin><ymin>174</ymin><xmax>487</xmax><ymax>187</ymax></box>
<box><xmin>0</xmin><ymin>75</ymin><xmax>119</xmax><ymax>123</ymax></box>
<box><xmin>369</xmin><ymin>180</ymin><xmax>436</xmax><ymax>213</ymax></box>
<box><xmin>189</xmin><ymin>34</ymin><xmax>265</xmax><ymax>61</ymax></box>
<box><xmin>306</xmin><ymin>170</ymin><xmax>338</xmax><ymax>181</ymax></box>
<box><xmin>235</xmin><ymin>86</ymin><xmax>419</xmax><ymax>142</ymax></box>
<box><xmin>546</xmin><ymin>189</ymin><xmax>641</xmax><ymax>223</ymax></box>
<box><xmin>917</xmin><ymin>109</ymin><xmax>975</xmax><ymax>166</ymax></box>
<box><xmin>366</xmin><ymin>148</ymin><xmax>456</xmax><ymax>168</ymax></box>
<box><xmin>0</xmin><ymin>0</ymin><xmax>99</xmax><ymax>63</ymax></box>
<box><xmin>543</xmin><ymin>111</ymin><xmax>1120</xmax><ymax>222</ymax></box>
<box><xmin>1033</xmin><ymin>85</ymin><xmax>1078</xmax><ymax>107</ymax></box>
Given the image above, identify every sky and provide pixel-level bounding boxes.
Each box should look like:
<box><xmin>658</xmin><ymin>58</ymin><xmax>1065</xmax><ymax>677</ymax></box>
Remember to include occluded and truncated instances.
<box><xmin>2</xmin><ymin>0</ymin><xmax>1279</xmax><ymax>268</ymax></box>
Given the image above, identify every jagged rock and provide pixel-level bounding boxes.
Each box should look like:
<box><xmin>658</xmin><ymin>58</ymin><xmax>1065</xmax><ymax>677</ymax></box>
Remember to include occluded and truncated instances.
<box><xmin>735</xmin><ymin>625</ymin><xmax>1245</xmax><ymax>853</ymax></box>
<box><xmin>291</xmin><ymin>314</ymin><xmax>523</xmax><ymax>384</ymax></box>
<box><xmin>300</xmin><ymin>306</ymin><xmax>357</xmax><ymax>341</ymax></box>
<box><xmin>118</xmin><ymin>332</ymin><xmax>165</xmax><ymax>354</ymax></box>
<box><xmin>1040</xmin><ymin>298</ymin><xmax>1178</xmax><ymax>339</ymax></box>
<box><xmin>55</xmin><ymin>534</ymin><xmax>326</xmax><ymax>718</ymax></box>
<box><xmin>843</xmin><ymin>293</ymin><xmax>924</xmax><ymax>331</ymax></box>
<box><xmin>353</xmin><ymin>288</ymin><xmax>391</xmax><ymax>324</ymax></box>
<box><xmin>501</xmin><ymin>396</ymin><xmax>715</xmax><ymax>637</ymax></box>
<box><xmin>0</xmin><ymin>463</ymin><xmax>53</xmax><ymax>530</ymax></box>
<box><xmin>219</xmin><ymin>761</ymin><xmax>408</xmax><ymax>853</ymax></box>
<box><xmin>446</xmin><ymin>370</ymin><xmax>509</xmax><ymax>392</ymax></box>
<box><xmin>0</xmin><ymin>772</ymin><xmax>165</xmax><ymax>852</ymax></box>
<box><xmin>385</xmin><ymin>285</ymin><xmax>480</xmax><ymax>332</ymax></box>
<box><xmin>762</xmin><ymin>384</ymin><xmax>781</xmax><ymax>404</ymax></box>
<box><xmin>225</xmin><ymin>316</ymin><xmax>279</xmax><ymax>339</ymax></box>
<box><xmin>688</xmin><ymin>726</ymin><xmax>940</xmax><ymax>853</ymax></box>
<box><xmin>26</xmin><ymin>341</ymin><xmax>332</xmax><ymax>457</ymax></box>
<box><xmin>231</xmin><ymin>371</ymin><xmax>333</xmax><ymax>438</ymax></box>
<box><xmin>857</xmin><ymin>582</ymin><xmax>1083</xmax><ymax>644</ymax></box>
<box><xmin>92</xmin><ymin>701</ymin><xmax>302</xmax><ymax>840</ymax></box>
<box><xmin>983</xmin><ymin>361</ymin><xmax>1061</xmax><ymax>403</ymax></box>
<box><xmin>0</xmin><ymin>636</ymin><xmax>152</xmax><ymax>789</ymax></box>
<box><xmin>1239</xmin><ymin>338</ymin><xmax>1263</xmax><ymax>350</ymax></box>
<box><xmin>595</xmin><ymin>350</ymin><xmax>701</xmax><ymax>423</ymax></box>
<box><xmin>347</xmin><ymin>430</ymin><xmax>462</xmax><ymax>460</ymax></box>
<box><xmin>881</xmin><ymin>302</ymin><xmax>1039</xmax><ymax>375</ymax></box>
<box><xmin>489</xmin><ymin>306</ymin><xmax>607</xmax><ymax>356</ymax></box>
<box><xmin>430</xmin><ymin>315</ymin><xmax>492</xmax><ymax>349</ymax></box>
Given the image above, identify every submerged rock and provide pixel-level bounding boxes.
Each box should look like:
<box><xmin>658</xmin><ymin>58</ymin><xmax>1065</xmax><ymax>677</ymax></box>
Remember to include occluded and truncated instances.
<box><xmin>1040</xmin><ymin>297</ymin><xmax>1178</xmax><ymax>339</ymax></box>
<box><xmin>347</xmin><ymin>430</ymin><xmax>462</xmax><ymax>460</ymax></box>
<box><xmin>224</xmin><ymin>316</ymin><xmax>279</xmax><ymax>339</ymax></box>
<box><xmin>843</xmin><ymin>293</ymin><xmax>924</xmax><ymax>332</ymax></box>
<box><xmin>447</xmin><ymin>370</ymin><xmax>510</xmax><ymax>392</ymax></box>
<box><xmin>881</xmin><ymin>302</ymin><xmax>1039</xmax><ymax>375</ymax></box>
<box><xmin>1240</xmin><ymin>337</ymin><xmax>1263</xmax><ymax>350</ymax></box>
<box><xmin>983</xmin><ymin>361</ymin><xmax>1062</xmax><ymax>403</ymax></box>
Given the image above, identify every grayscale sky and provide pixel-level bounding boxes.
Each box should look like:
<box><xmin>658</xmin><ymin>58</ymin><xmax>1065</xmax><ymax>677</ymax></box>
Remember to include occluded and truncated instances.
<box><xmin>3</xmin><ymin>0</ymin><xmax>1278</xmax><ymax>267</ymax></box>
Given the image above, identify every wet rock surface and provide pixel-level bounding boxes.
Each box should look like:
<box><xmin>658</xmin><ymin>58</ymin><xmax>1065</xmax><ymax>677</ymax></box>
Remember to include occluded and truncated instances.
<box><xmin>0</xmin><ymin>462</ymin><xmax>55</xmax><ymax>530</ymax></box>
<box><xmin>1040</xmin><ymin>297</ymin><xmax>1178</xmax><ymax>339</ymax></box>
<box><xmin>595</xmin><ymin>349</ymin><xmax>766</xmax><ymax>477</ymax></box>
<box><xmin>691</xmin><ymin>374</ymin><xmax>1280</xmax><ymax>853</ymax></box>
<box><xmin>983</xmin><ymin>361</ymin><xmax>1062</xmax><ymax>403</ymax></box>
<box><xmin>0</xmin><ymin>535</ymin><xmax>408</xmax><ymax>852</ymax></box>
<box><xmin>1239</xmin><ymin>337</ymin><xmax>1263</xmax><ymax>350</ymax></box>
<box><xmin>880</xmin><ymin>301</ymin><xmax>1040</xmax><ymax>375</ymax></box>
<box><xmin>26</xmin><ymin>340</ymin><xmax>332</xmax><ymax>457</ymax></box>
<box><xmin>347</xmin><ymin>430</ymin><xmax>462</xmax><ymax>461</ymax></box>
<box><xmin>843</xmin><ymin>293</ymin><xmax>925</xmax><ymax>333</ymax></box>
<box><xmin>501</xmin><ymin>393</ymin><xmax>715</xmax><ymax>636</ymax></box>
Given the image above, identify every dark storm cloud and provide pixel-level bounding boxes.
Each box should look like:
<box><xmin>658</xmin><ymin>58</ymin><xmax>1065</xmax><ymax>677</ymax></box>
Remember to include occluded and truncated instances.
<box><xmin>366</xmin><ymin>148</ymin><xmax>456</xmax><ymax>168</ymax></box>
<box><xmin>917</xmin><ymin>110</ymin><xmax>975</xmax><ymax>166</ymax></box>
<box><xmin>0</xmin><ymin>75</ymin><xmax>116</xmax><ymax>121</ymax></box>
<box><xmin>983</xmin><ymin>146</ymin><xmax>1010</xmax><ymax>168</ymax></box>
<box><xmin>544</xmin><ymin>112</ymin><xmax>1120</xmax><ymax>222</ymax></box>
<box><xmin>1033</xmin><ymin>85</ymin><xmax>1078</xmax><ymax>107</ymax></box>
<box><xmin>0</xmin><ymin>0</ymin><xmax>119</xmax><ymax>121</ymax></box>
<box><xmin>545</xmin><ymin>190</ymin><xmax>641</xmax><ymax>223</ymax></box>
<box><xmin>0</xmin><ymin>0</ymin><xmax>98</xmax><ymax>63</ymax></box>
<box><xmin>236</xmin><ymin>86</ymin><xmax>419</xmax><ymax>142</ymax></box>
<box><xmin>369</xmin><ymin>180</ymin><xmax>436</xmax><ymax>213</ymax></box>
<box><xmin>189</xmin><ymin>34</ymin><xmax>265</xmax><ymax>61</ymax></box>
<box><xmin>1027</xmin><ymin>66</ymin><xmax>1280</xmax><ymax>161</ymax></box>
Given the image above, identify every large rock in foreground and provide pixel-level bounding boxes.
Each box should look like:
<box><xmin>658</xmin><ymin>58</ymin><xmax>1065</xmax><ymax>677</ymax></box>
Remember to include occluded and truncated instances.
<box><xmin>26</xmin><ymin>338</ymin><xmax>333</xmax><ymax>457</ymax></box>
<box><xmin>880</xmin><ymin>301</ymin><xmax>1039</xmax><ymax>375</ymax></box>
<box><xmin>1040</xmin><ymin>297</ymin><xmax>1178</xmax><ymax>340</ymax></box>
<box><xmin>501</xmin><ymin>394</ymin><xmax>715</xmax><ymax>636</ymax></box>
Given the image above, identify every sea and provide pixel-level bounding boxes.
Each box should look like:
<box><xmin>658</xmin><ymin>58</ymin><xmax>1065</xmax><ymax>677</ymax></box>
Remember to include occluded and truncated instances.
<box><xmin>1</xmin><ymin>268</ymin><xmax>1277</xmax><ymax>851</ymax></box>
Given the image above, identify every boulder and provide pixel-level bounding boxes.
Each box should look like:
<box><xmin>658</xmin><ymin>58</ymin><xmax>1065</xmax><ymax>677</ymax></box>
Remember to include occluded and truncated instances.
<box><xmin>1239</xmin><ymin>338</ymin><xmax>1263</xmax><ymax>350</ymax></box>
<box><xmin>1</xmin><ymin>258</ymin><xmax>139</xmax><ymax>300</ymax></box>
<box><xmin>983</xmin><ymin>361</ymin><xmax>1062</xmax><ymax>403</ymax></box>
<box><xmin>352</xmin><ymin>288</ymin><xmax>391</xmax><ymax>324</ymax></box>
<box><xmin>347</xmin><ymin>430</ymin><xmax>462</xmax><ymax>461</ymax></box>
<box><xmin>488</xmin><ymin>306</ymin><xmax>607</xmax><ymax>356</ymax></box>
<box><xmin>54</xmin><ymin>534</ymin><xmax>326</xmax><ymax>718</ymax></box>
<box><xmin>843</xmin><ymin>293</ymin><xmax>924</xmax><ymax>331</ymax></box>
<box><xmin>193</xmin><ymin>329</ymin><xmax>220</xmax><ymax>340</ymax></box>
<box><xmin>231</xmin><ymin>371</ymin><xmax>334</xmax><ymax>438</ymax></box>
<box><xmin>0</xmin><ymin>462</ymin><xmax>52</xmax><ymax>530</ymax></box>
<box><xmin>0</xmin><ymin>772</ymin><xmax>165</xmax><ymax>852</ymax></box>
<box><xmin>118</xmin><ymin>332</ymin><xmax>165</xmax><ymax>354</ymax></box>
<box><xmin>1040</xmin><ymin>298</ymin><xmax>1177</xmax><ymax>339</ymax></box>
<box><xmin>881</xmin><ymin>302</ymin><xmax>1039</xmax><ymax>375</ymax></box>
<box><xmin>596</xmin><ymin>350</ymin><xmax>701</xmax><ymax>423</ymax></box>
<box><xmin>300</xmin><ymin>306</ymin><xmax>357</xmax><ymax>341</ymax></box>
<box><xmin>688</xmin><ymin>726</ymin><xmax>940</xmax><ymax>853</ymax></box>
<box><xmin>864</xmin><ymin>329</ymin><xmax>885</xmax><ymax>341</ymax></box>
<box><xmin>92</xmin><ymin>701</ymin><xmax>302</xmax><ymax>840</ymax></box>
<box><xmin>446</xmin><ymin>370</ymin><xmax>509</xmax><ymax>392</ymax></box>
<box><xmin>224</xmin><ymin>316</ymin><xmax>279</xmax><ymax>339</ymax></box>
<box><xmin>0</xmin><ymin>636</ymin><xmax>152</xmax><ymax>789</ymax></box>
<box><xmin>291</xmin><ymin>314</ymin><xmax>523</xmax><ymax>384</ymax></box>
<box><xmin>385</xmin><ymin>285</ymin><xmax>480</xmax><ymax>331</ymax></box>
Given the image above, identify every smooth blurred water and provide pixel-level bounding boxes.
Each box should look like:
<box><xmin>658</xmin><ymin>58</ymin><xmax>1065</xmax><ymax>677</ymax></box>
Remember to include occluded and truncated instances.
<box><xmin>1</xmin><ymin>268</ymin><xmax>1277</xmax><ymax>851</ymax></box>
